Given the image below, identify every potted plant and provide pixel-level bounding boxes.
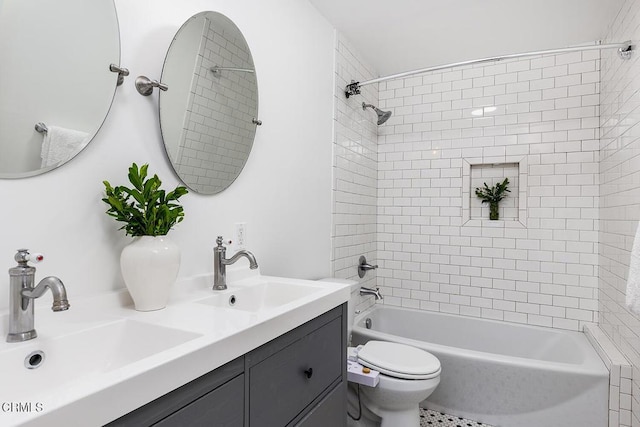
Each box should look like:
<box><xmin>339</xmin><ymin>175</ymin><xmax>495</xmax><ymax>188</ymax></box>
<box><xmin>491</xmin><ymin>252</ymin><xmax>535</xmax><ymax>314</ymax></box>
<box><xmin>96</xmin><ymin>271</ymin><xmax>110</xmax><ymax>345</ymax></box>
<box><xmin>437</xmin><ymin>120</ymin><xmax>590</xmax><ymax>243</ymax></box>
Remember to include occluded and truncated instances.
<box><xmin>102</xmin><ymin>163</ymin><xmax>188</xmax><ymax>311</ymax></box>
<box><xmin>475</xmin><ymin>178</ymin><xmax>510</xmax><ymax>220</ymax></box>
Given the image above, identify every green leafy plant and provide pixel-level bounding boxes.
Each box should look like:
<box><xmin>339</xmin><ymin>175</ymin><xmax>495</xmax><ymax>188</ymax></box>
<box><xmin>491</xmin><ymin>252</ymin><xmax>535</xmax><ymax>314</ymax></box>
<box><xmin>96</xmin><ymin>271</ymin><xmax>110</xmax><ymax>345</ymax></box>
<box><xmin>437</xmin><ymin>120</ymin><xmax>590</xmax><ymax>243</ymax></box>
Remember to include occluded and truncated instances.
<box><xmin>102</xmin><ymin>163</ymin><xmax>188</xmax><ymax>237</ymax></box>
<box><xmin>475</xmin><ymin>178</ymin><xmax>510</xmax><ymax>220</ymax></box>
<box><xmin>475</xmin><ymin>178</ymin><xmax>510</xmax><ymax>203</ymax></box>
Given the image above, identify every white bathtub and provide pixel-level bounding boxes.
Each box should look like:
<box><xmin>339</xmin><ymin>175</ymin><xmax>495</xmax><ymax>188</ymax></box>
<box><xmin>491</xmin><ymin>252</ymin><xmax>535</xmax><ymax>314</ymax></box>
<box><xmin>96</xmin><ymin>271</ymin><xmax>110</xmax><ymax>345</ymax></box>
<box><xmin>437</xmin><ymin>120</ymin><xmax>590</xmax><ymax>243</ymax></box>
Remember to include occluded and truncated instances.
<box><xmin>351</xmin><ymin>305</ymin><xmax>609</xmax><ymax>427</ymax></box>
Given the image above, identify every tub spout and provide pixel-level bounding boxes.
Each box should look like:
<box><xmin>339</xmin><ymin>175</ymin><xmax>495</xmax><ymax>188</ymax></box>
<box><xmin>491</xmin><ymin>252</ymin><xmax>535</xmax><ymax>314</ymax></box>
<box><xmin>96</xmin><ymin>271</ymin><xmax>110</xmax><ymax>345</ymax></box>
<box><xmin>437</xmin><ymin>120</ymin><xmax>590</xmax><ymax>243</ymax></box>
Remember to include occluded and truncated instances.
<box><xmin>360</xmin><ymin>286</ymin><xmax>383</xmax><ymax>300</ymax></box>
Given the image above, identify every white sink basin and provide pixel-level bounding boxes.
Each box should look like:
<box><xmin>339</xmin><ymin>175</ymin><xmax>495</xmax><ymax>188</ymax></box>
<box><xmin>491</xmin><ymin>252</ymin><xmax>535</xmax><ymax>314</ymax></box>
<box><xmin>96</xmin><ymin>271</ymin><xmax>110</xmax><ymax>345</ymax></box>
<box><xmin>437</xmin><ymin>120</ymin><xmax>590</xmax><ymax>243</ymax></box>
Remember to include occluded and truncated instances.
<box><xmin>0</xmin><ymin>319</ymin><xmax>201</xmax><ymax>400</ymax></box>
<box><xmin>196</xmin><ymin>281</ymin><xmax>324</xmax><ymax>312</ymax></box>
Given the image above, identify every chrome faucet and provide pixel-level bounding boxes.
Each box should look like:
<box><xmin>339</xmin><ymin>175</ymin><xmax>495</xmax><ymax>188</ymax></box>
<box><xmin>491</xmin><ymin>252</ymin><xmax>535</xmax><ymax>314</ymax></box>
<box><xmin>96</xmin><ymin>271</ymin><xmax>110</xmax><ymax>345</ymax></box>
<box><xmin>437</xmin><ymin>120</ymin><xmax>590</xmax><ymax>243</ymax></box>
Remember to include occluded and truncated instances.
<box><xmin>213</xmin><ymin>236</ymin><xmax>258</xmax><ymax>290</ymax></box>
<box><xmin>360</xmin><ymin>286</ymin><xmax>383</xmax><ymax>300</ymax></box>
<box><xmin>7</xmin><ymin>249</ymin><xmax>69</xmax><ymax>343</ymax></box>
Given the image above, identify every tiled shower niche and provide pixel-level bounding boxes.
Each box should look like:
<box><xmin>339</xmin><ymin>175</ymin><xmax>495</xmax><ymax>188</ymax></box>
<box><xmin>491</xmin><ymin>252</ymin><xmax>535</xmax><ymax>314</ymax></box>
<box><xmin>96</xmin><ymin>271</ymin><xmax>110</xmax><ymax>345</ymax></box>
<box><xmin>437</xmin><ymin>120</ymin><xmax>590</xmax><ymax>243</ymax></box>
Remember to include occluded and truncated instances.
<box><xmin>462</xmin><ymin>158</ymin><xmax>527</xmax><ymax>227</ymax></box>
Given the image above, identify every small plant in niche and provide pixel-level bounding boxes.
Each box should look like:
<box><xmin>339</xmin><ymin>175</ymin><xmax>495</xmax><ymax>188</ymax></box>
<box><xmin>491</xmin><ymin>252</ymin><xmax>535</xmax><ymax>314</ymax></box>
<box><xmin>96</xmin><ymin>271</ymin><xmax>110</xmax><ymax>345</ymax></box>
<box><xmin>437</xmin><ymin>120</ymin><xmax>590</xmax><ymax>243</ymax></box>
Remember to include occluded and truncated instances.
<box><xmin>102</xmin><ymin>163</ymin><xmax>188</xmax><ymax>236</ymax></box>
<box><xmin>475</xmin><ymin>178</ymin><xmax>510</xmax><ymax>220</ymax></box>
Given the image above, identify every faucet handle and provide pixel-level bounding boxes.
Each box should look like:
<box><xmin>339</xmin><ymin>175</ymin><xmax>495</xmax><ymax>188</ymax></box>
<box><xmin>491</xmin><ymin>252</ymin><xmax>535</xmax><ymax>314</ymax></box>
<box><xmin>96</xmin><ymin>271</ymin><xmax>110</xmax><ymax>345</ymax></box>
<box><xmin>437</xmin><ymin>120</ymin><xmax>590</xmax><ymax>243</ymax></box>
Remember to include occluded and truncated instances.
<box><xmin>215</xmin><ymin>236</ymin><xmax>233</xmax><ymax>247</ymax></box>
<box><xmin>29</xmin><ymin>253</ymin><xmax>44</xmax><ymax>263</ymax></box>
<box><xmin>14</xmin><ymin>249</ymin><xmax>44</xmax><ymax>265</ymax></box>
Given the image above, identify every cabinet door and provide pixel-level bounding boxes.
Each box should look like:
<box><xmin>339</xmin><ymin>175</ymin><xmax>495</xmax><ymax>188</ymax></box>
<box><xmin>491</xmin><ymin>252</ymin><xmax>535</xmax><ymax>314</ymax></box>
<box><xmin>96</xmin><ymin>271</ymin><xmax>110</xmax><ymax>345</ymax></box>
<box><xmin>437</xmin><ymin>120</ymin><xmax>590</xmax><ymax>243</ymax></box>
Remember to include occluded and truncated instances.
<box><xmin>249</xmin><ymin>317</ymin><xmax>342</xmax><ymax>426</ymax></box>
<box><xmin>154</xmin><ymin>374</ymin><xmax>244</xmax><ymax>427</ymax></box>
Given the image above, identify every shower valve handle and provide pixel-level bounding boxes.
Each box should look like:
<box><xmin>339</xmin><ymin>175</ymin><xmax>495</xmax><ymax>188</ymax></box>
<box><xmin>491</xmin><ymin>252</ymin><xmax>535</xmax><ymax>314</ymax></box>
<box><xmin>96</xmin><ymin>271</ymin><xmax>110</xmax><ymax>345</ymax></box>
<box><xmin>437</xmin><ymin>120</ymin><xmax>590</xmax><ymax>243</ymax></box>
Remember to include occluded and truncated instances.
<box><xmin>358</xmin><ymin>255</ymin><xmax>378</xmax><ymax>278</ymax></box>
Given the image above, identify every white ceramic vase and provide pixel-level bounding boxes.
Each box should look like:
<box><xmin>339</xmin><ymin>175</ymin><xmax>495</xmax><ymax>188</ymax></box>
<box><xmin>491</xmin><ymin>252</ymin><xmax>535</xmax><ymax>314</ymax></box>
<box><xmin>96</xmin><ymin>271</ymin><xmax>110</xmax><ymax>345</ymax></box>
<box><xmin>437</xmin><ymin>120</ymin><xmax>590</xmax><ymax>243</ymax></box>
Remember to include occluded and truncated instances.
<box><xmin>120</xmin><ymin>236</ymin><xmax>181</xmax><ymax>311</ymax></box>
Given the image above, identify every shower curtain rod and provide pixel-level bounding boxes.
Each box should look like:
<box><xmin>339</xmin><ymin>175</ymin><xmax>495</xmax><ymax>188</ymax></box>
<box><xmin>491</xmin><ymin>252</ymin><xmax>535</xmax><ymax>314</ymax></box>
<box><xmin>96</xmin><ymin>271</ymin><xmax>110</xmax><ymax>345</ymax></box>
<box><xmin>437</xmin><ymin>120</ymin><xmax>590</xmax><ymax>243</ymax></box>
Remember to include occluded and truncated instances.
<box><xmin>345</xmin><ymin>40</ymin><xmax>634</xmax><ymax>98</ymax></box>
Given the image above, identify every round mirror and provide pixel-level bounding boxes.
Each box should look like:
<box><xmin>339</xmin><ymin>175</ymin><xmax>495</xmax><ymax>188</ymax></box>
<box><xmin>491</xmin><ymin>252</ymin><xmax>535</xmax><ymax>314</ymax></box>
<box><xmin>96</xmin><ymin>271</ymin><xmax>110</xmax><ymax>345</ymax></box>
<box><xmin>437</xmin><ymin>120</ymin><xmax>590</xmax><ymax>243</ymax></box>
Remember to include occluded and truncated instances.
<box><xmin>0</xmin><ymin>0</ymin><xmax>121</xmax><ymax>178</ymax></box>
<box><xmin>160</xmin><ymin>12</ymin><xmax>259</xmax><ymax>195</ymax></box>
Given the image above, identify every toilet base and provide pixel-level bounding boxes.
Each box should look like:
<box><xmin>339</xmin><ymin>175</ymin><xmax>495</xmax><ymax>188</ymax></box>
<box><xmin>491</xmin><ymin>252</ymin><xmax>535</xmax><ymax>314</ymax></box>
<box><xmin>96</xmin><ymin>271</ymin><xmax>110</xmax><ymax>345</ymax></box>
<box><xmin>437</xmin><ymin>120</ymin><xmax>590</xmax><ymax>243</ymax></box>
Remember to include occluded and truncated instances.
<box><xmin>347</xmin><ymin>383</ymin><xmax>426</xmax><ymax>427</ymax></box>
<box><xmin>347</xmin><ymin>372</ymin><xmax>440</xmax><ymax>427</ymax></box>
<box><xmin>376</xmin><ymin>407</ymin><xmax>420</xmax><ymax>427</ymax></box>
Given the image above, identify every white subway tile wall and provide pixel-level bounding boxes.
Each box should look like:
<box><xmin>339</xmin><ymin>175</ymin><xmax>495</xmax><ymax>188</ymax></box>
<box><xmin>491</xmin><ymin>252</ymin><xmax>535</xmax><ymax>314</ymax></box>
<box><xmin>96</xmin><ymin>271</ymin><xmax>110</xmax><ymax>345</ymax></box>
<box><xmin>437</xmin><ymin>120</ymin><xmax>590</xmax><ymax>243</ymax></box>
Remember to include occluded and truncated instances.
<box><xmin>332</xmin><ymin>33</ymin><xmax>378</xmax><ymax>309</ymax></box>
<box><xmin>376</xmin><ymin>49</ymin><xmax>600</xmax><ymax>329</ymax></box>
<box><xmin>599</xmin><ymin>0</ymin><xmax>640</xmax><ymax>424</ymax></box>
<box><xmin>176</xmin><ymin>17</ymin><xmax>257</xmax><ymax>194</ymax></box>
<box><xmin>584</xmin><ymin>324</ymin><xmax>633</xmax><ymax>427</ymax></box>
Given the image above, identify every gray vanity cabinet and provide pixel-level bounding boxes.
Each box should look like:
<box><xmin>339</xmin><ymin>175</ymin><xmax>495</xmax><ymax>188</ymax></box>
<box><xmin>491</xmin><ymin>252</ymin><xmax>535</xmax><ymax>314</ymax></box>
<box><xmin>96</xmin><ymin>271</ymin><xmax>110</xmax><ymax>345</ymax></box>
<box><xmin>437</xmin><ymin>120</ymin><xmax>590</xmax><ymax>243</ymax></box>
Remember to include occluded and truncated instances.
<box><xmin>106</xmin><ymin>304</ymin><xmax>347</xmax><ymax>427</ymax></box>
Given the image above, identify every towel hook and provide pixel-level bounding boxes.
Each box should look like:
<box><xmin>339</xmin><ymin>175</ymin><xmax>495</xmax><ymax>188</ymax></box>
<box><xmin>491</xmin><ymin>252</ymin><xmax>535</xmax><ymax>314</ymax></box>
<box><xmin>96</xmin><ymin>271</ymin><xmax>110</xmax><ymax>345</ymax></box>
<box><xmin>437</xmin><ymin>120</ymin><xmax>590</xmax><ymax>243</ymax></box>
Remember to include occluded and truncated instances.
<box><xmin>109</xmin><ymin>64</ymin><xmax>130</xmax><ymax>86</ymax></box>
<box><xmin>35</xmin><ymin>122</ymin><xmax>48</xmax><ymax>134</ymax></box>
<box><xmin>135</xmin><ymin>76</ymin><xmax>168</xmax><ymax>96</ymax></box>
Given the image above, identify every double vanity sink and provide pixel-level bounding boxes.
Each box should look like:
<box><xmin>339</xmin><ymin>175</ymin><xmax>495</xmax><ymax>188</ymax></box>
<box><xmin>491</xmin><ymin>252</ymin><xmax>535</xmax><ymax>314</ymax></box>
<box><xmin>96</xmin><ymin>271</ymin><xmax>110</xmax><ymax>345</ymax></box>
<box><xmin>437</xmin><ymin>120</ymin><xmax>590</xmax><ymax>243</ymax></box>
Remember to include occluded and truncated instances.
<box><xmin>0</xmin><ymin>269</ymin><xmax>351</xmax><ymax>426</ymax></box>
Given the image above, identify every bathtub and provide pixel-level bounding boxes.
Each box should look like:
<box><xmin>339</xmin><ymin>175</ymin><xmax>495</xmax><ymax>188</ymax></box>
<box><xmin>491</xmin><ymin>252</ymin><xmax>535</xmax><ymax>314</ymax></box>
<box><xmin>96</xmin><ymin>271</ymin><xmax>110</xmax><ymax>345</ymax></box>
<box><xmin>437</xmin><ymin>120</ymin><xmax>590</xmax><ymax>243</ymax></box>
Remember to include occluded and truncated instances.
<box><xmin>351</xmin><ymin>305</ymin><xmax>609</xmax><ymax>427</ymax></box>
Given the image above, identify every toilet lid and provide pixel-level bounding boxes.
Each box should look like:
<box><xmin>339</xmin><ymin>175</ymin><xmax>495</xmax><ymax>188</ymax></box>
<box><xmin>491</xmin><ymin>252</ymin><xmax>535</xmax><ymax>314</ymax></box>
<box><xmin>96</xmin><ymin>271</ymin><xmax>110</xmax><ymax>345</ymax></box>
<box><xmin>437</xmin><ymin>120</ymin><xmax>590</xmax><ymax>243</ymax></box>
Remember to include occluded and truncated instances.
<box><xmin>357</xmin><ymin>341</ymin><xmax>441</xmax><ymax>380</ymax></box>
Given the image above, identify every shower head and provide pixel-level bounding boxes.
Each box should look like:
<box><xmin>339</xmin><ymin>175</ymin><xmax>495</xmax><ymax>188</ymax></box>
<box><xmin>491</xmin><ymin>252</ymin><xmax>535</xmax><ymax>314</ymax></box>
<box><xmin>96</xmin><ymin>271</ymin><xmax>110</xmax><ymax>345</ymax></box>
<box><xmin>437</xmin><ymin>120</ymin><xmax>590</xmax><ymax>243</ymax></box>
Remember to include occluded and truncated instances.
<box><xmin>362</xmin><ymin>102</ymin><xmax>392</xmax><ymax>125</ymax></box>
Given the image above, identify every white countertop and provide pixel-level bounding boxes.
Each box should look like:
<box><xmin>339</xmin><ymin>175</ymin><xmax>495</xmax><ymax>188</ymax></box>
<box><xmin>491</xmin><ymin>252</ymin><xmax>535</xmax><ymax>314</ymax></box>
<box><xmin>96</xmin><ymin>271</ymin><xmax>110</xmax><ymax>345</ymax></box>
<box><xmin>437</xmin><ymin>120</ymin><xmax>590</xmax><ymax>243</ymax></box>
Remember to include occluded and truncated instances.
<box><xmin>0</xmin><ymin>269</ymin><xmax>351</xmax><ymax>427</ymax></box>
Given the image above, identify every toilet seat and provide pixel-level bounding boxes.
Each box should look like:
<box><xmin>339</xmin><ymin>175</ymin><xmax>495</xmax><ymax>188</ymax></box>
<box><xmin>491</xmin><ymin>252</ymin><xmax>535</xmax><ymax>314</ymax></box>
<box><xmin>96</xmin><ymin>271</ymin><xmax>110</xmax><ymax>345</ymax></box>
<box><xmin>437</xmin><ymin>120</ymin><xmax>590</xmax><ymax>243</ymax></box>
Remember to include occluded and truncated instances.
<box><xmin>357</xmin><ymin>341</ymin><xmax>441</xmax><ymax>380</ymax></box>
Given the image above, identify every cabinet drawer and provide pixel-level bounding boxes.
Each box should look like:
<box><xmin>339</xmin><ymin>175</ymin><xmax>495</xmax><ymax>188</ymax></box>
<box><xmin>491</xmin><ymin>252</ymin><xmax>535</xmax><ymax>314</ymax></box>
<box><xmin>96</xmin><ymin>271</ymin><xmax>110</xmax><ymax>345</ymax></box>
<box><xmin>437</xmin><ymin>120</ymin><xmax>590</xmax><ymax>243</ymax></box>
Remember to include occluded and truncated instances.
<box><xmin>154</xmin><ymin>374</ymin><xmax>244</xmax><ymax>427</ymax></box>
<box><xmin>293</xmin><ymin>382</ymin><xmax>346</xmax><ymax>427</ymax></box>
<box><xmin>106</xmin><ymin>356</ymin><xmax>244</xmax><ymax>427</ymax></box>
<box><xmin>249</xmin><ymin>317</ymin><xmax>342</xmax><ymax>427</ymax></box>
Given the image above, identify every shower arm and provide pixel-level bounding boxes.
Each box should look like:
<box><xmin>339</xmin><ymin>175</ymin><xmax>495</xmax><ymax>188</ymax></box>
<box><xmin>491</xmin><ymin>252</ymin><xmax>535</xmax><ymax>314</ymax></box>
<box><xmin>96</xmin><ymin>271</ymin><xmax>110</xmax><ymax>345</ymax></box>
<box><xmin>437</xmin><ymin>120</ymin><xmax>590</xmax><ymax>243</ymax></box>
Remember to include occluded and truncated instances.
<box><xmin>345</xmin><ymin>40</ymin><xmax>634</xmax><ymax>97</ymax></box>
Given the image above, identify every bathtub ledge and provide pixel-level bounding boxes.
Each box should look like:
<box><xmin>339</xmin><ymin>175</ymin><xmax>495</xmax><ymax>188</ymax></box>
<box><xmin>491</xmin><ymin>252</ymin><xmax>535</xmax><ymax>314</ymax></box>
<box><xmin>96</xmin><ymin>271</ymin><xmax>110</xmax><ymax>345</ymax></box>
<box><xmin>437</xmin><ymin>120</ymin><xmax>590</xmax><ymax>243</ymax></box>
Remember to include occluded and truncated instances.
<box><xmin>583</xmin><ymin>324</ymin><xmax>633</xmax><ymax>427</ymax></box>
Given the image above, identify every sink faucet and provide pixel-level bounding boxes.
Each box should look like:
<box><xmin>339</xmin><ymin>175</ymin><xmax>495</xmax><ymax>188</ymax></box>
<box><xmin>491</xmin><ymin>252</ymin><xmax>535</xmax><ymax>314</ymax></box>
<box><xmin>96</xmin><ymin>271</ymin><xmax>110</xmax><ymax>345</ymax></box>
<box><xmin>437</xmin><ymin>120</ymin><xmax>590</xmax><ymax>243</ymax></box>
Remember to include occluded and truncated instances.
<box><xmin>213</xmin><ymin>236</ymin><xmax>258</xmax><ymax>290</ymax></box>
<box><xmin>7</xmin><ymin>249</ymin><xmax>70</xmax><ymax>343</ymax></box>
<box><xmin>360</xmin><ymin>286</ymin><xmax>383</xmax><ymax>300</ymax></box>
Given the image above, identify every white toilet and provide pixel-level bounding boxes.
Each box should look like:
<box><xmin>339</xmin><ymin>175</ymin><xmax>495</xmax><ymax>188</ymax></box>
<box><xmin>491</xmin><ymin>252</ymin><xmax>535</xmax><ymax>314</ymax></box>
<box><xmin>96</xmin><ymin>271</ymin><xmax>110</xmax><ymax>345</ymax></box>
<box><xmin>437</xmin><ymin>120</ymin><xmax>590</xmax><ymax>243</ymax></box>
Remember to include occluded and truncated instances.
<box><xmin>354</xmin><ymin>340</ymin><xmax>441</xmax><ymax>427</ymax></box>
<box><xmin>321</xmin><ymin>279</ymin><xmax>441</xmax><ymax>427</ymax></box>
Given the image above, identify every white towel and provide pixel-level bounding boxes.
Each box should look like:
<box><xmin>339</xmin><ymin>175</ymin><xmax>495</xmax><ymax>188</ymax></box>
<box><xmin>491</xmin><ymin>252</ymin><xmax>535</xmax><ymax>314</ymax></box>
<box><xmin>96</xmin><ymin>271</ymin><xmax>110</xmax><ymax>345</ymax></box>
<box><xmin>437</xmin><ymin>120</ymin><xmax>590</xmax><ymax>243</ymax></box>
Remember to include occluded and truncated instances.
<box><xmin>40</xmin><ymin>126</ymin><xmax>89</xmax><ymax>168</ymax></box>
<box><xmin>626</xmin><ymin>222</ymin><xmax>640</xmax><ymax>314</ymax></box>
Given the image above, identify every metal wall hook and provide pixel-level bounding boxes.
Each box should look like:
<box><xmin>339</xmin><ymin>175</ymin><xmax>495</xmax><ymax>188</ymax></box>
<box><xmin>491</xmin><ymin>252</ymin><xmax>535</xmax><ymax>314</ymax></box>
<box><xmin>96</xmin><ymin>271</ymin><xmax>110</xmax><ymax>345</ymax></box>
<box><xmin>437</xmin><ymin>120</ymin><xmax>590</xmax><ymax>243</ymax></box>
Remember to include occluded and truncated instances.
<box><xmin>252</xmin><ymin>118</ymin><xmax>262</xmax><ymax>126</ymax></box>
<box><xmin>109</xmin><ymin>64</ymin><xmax>130</xmax><ymax>86</ymax></box>
<box><xmin>34</xmin><ymin>122</ymin><xmax>48</xmax><ymax>134</ymax></box>
<box><xmin>135</xmin><ymin>76</ymin><xmax>169</xmax><ymax>96</ymax></box>
<box><xmin>358</xmin><ymin>255</ymin><xmax>378</xmax><ymax>278</ymax></box>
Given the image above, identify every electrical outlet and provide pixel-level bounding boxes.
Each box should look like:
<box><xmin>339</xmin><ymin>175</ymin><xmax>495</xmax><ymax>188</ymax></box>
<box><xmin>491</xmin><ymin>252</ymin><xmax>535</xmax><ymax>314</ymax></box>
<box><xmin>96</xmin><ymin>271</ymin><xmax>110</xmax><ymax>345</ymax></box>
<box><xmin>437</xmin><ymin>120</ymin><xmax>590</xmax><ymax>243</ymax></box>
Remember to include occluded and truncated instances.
<box><xmin>234</xmin><ymin>223</ymin><xmax>246</xmax><ymax>249</ymax></box>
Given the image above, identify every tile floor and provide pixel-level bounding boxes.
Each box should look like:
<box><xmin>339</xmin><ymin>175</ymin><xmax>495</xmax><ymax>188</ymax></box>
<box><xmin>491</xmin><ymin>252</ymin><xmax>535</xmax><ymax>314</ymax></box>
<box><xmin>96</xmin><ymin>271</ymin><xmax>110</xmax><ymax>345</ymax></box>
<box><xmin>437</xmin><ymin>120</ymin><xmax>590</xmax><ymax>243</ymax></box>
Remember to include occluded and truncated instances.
<box><xmin>420</xmin><ymin>408</ymin><xmax>494</xmax><ymax>427</ymax></box>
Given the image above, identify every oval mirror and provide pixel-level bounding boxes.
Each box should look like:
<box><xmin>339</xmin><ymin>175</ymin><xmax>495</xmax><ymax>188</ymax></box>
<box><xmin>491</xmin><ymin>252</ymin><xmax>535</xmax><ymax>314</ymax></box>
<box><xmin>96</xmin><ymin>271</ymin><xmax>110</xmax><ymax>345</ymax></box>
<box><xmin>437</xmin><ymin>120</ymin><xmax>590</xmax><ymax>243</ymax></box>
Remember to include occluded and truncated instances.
<box><xmin>0</xmin><ymin>0</ymin><xmax>121</xmax><ymax>178</ymax></box>
<box><xmin>160</xmin><ymin>12</ymin><xmax>258</xmax><ymax>195</ymax></box>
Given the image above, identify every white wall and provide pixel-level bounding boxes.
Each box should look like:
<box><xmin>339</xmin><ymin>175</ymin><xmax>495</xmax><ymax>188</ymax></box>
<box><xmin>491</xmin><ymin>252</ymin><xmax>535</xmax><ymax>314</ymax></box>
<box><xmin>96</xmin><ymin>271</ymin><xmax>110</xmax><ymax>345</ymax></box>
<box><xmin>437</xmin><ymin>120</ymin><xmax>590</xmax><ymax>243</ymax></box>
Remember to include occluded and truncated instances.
<box><xmin>0</xmin><ymin>0</ymin><xmax>335</xmax><ymax>311</ymax></box>
<box><xmin>598</xmin><ymin>0</ymin><xmax>640</xmax><ymax>425</ymax></box>
<box><xmin>376</xmin><ymin>50</ymin><xmax>601</xmax><ymax>331</ymax></box>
